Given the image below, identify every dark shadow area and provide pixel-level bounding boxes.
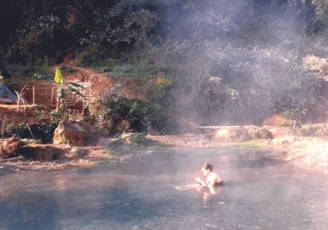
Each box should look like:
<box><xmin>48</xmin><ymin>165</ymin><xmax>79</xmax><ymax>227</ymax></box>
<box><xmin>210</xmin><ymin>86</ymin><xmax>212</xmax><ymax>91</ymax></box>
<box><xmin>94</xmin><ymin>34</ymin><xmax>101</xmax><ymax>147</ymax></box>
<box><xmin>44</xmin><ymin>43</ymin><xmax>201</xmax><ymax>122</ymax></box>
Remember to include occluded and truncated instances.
<box><xmin>235</xmin><ymin>150</ymin><xmax>286</xmax><ymax>169</ymax></box>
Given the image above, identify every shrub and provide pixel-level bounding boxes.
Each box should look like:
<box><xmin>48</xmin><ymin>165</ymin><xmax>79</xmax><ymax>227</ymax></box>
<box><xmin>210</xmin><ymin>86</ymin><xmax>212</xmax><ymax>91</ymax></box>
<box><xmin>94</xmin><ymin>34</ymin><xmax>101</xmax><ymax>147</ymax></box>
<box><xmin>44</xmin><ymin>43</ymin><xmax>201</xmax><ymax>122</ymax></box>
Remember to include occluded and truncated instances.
<box><xmin>110</xmin><ymin>59</ymin><xmax>156</xmax><ymax>79</ymax></box>
<box><xmin>98</xmin><ymin>92</ymin><xmax>164</xmax><ymax>134</ymax></box>
<box><xmin>6</xmin><ymin>121</ymin><xmax>59</xmax><ymax>144</ymax></box>
<box><xmin>5</xmin><ymin>124</ymin><xmax>30</xmax><ymax>139</ymax></box>
<box><xmin>101</xmin><ymin>95</ymin><xmax>163</xmax><ymax>118</ymax></box>
<box><xmin>6</xmin><ymin>64</ymin><xmax>50</xmax><ymax>79</ymax></box>
<box><xmin>77</xmin><ymin>47</ymin><xmax>119</xmax><ymax>68</ymax></box>
<box><xmin>14</xmin><ymin>145</ymin><xmax>37</xmax><ymax>159</ymax></box>
<box><xmin>77</xmin><ymin>52</ymin><xmax>105</xmax><ymax>67</ymax></box>
<box><xmin>127</xmin><ymin>134</ymin><xmax>148</xmax><ymax>146</ymax></box>
<box><xmin>59</xmin><ymin>65</ymin><xmax>75</xmax><ymax>75</ymax></box>
<box><xmin>30</xmin><ymin>121</ymin><xmax>59</xmax><ymax>144</ymax></box>
<box><xmin>146</xmin><ymin>75</ymin><xmax>173</xmax><ymax>103</ymax></box>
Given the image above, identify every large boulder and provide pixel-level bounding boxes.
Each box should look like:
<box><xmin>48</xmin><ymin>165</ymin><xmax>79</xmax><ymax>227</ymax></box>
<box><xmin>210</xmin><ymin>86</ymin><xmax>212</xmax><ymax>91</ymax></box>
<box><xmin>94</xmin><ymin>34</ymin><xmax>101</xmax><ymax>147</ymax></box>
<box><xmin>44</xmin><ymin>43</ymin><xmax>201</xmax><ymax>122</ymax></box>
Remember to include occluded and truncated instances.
<box><xmin>0</xmin><ymin>137</ymin><xmax>22</xmax><ymax>158</ymax></box>
<box><xmin>214</xmin><ymin>127</ymin><xmax>252</xmax><ymax>142</ymax></box>
<box><xmin>121</xmin><ymin>132</ymin><xmax>147</xmax><ymax>145</ymax></box>
<box><xmin>53</xmin><ymin>120</ymin><xmax>94</xmax><ymax>145</ymax></box>
<box><xmin>254</xmin><ymin>128</ymin><xmax>274</xmax><ymax>139</ymax></box>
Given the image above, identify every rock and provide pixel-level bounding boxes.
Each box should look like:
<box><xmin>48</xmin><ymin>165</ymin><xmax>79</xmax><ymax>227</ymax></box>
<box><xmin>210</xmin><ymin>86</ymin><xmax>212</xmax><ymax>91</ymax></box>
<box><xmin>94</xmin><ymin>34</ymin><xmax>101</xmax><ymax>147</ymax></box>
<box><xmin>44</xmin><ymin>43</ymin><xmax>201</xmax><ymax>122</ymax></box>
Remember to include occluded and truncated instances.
<box><xmin>263</xmin><ymin>114</ymin><xmax>292</xmax><ymax>126</ymax></box>
<box><xmin>121</xmin><ymin>133</ymin><xmax>146</xmax><ymax>144</ymax></box>
<box><xmin>282</xmin><ymin>140</ymin><xmax>292</xmax><ymax>148</ymax></box>
<box><xmin>0</xmin><ymin>137</ymin><xmax>22</xmax><ymax>158</ymax></box>
<box><xmin>229</xmin><ymin>127</ymin><xmax>252</xmax><ymax>142</ymax></box>
<box><xmin>254</xmin><ymin>128</ymin><xmax>274</xmax><ymax>139</ymax></box>
<box><xmin>214</xmin><ymin>127</ymin><xmax>252</xmax><ymax>142</ymax></box>
<box><xmin>21</xmin><ymin>138</ymin><xmax>42</xmax><ymax>145</ymax></box>
<box><xmin>53</xmin><ymin>120</ymin><xmax>94</xmax><ymax>145</ymax></box>
<box><xmin>0</xmin><ymin>164</ymin><xmax>20</xmax><ymax>176</ymax></box>
<box><xmin>121</xmin><ymin>132</ymin><xmax>144</xmax><ymax>141</ymax></box>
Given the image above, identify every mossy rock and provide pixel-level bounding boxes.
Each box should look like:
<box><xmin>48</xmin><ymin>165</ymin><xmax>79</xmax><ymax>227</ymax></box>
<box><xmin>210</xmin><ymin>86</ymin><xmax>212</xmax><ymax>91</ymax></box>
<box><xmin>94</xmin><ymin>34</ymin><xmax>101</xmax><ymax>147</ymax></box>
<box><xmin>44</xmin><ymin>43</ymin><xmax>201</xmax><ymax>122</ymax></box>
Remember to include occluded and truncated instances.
<box><xmin>254</xmin><ymin>128</ymin><xmax>274</xmax><ymax>139</ymax></box>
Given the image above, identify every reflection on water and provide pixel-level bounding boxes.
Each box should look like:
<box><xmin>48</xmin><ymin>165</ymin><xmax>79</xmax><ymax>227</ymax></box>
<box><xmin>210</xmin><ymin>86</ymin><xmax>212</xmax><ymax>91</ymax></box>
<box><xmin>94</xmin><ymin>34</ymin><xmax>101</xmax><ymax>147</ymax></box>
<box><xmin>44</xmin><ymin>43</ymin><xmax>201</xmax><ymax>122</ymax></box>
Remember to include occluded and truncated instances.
<box><xmin>196</xmin><ymin>184</ymin><xmax>223</xmax><ymax>209</ymax></box>
<box><xmin>0</xmin><ymin>149</ymin><xmax>328</xmax><ymax>229</ymax></box>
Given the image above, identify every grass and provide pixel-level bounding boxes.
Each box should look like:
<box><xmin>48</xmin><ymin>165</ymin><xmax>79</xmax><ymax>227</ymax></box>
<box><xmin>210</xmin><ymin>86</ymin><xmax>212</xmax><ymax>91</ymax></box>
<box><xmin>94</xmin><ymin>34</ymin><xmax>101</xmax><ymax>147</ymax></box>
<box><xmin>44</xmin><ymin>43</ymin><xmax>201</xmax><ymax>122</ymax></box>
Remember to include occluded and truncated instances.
<box><xmin>109</xmin><ymin>59</ymin><xmax>156</xmax><ymax>79</ymax></box>
<box><xmin>6</xmin><ymin>64</ymin><xmax>50</xmax><ymax>79</ymax></box>
<box><xmin>102</xmin><ymin>59</ymin><xmax>158</xmax><ymax>92</ymax></box>
<box><xmin>59</xmin><ymin>65</ymin><xmax>76</xmax><ymax>75</ymax></box>
<box><xmin>77</xmin><ymin>53</ymin><xmax>172</xmax><ymax>99</ymax></box>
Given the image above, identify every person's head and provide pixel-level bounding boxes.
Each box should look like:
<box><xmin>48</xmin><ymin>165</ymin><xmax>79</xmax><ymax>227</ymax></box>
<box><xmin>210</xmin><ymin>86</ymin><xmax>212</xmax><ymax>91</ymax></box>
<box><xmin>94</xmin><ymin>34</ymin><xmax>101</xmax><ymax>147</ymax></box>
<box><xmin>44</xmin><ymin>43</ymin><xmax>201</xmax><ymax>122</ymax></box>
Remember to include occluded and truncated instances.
<box><xmin>201</xmin><ymin>163</ymin><xmax>214</xmax><ymax>175</ymax></box>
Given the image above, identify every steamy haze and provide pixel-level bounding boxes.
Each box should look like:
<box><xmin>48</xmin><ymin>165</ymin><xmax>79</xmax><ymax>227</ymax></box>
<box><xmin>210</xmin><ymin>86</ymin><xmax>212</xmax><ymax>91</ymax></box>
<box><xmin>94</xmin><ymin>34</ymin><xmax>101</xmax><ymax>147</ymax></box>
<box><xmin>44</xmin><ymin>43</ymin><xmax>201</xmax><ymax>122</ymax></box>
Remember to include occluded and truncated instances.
<box><xmin>150</xmin><ymin>0</ymin><xmax>326</xmax><ymax>127</ymax></box>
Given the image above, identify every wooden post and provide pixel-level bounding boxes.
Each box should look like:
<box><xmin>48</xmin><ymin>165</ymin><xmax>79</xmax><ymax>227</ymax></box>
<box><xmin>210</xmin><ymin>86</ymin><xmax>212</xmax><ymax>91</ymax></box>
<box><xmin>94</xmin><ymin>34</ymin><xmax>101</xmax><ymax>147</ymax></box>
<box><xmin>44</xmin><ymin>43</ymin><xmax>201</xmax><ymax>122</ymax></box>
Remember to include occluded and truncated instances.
<box><xmin>33</xmin><ymin>86</ymin><xmax>35</xmax><ymax>105</ymax></box>
<box><xmin>82</xmin><ymin>85</ymin><xmax>86</xmax><ymax>116</ymax></box>
<box><xmin>17</xmin><ymin>95</ymin><xmax>20</xmax><ymax>114</ymax></box>
<box><xmin>2</xmin><ymin>115</ymin><xmax>7</xmax><ymax>137</ymax></box>
<box><xmin>51</xmin><ymin>87</ymin><xmax>53</xmax><ymax>107</ymax></box>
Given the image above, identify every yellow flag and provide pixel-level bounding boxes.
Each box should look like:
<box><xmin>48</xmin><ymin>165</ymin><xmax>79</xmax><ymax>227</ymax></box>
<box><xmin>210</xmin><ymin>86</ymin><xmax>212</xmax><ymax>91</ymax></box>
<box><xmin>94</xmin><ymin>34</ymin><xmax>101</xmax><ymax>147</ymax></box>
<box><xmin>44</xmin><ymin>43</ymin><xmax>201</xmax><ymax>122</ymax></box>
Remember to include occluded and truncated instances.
<box><xmin>54</xmin><ymin>67</ymin><xmax>62</xmax><ymax>83</ymax></box>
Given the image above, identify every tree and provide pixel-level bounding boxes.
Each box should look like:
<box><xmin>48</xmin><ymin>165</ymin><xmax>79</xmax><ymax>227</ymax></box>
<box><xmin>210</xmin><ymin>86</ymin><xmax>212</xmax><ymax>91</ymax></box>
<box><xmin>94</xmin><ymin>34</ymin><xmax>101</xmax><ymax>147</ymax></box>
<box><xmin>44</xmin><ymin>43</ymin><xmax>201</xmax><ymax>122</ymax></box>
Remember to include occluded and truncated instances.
<box><xmin>1</xmin><ymin>0</ymin><xmax>159</xmax><ymax>64</ymax></box>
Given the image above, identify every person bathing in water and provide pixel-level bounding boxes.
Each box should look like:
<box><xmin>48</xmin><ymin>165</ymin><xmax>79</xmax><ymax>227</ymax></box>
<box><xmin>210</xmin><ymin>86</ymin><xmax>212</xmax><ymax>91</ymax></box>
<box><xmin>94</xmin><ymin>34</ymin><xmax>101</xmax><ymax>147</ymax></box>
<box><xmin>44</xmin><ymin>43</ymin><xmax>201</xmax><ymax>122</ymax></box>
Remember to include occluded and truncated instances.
<box><xmin>195</xmin><ymin>163</ymin><xmax>223</xmax><ymax>194</ymax></box>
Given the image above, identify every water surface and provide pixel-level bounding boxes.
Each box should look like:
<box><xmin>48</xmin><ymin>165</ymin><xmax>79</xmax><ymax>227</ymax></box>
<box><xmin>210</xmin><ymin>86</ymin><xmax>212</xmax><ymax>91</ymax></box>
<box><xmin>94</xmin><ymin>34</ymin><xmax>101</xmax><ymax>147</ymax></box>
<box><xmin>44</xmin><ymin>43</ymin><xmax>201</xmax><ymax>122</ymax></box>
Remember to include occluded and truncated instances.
<box><xmin>1</xmin><ymin>148</ymin><xmax>328</xmax><ymax>230</ymax></box>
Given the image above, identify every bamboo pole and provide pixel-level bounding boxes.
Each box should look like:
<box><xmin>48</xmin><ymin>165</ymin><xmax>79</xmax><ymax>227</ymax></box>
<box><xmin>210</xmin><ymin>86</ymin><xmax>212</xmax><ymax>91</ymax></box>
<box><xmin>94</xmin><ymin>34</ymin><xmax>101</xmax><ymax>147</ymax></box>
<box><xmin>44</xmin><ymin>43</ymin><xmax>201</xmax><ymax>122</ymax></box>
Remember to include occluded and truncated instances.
<box><xmin>33</xmin><ymin>86</ymin><xmax>35</xmax><ymax>105</ymax></box>
<box><xmin>2</xmin><ymin>115</ymin><xmax>7</xmax><ymax>137</ymax></box>
<box><xmin>82</xmin><ymin>82</ymin><xmax>86</xmax><ymax>116</ymax></box>
<box><xmin>51</xmin><ymin>87</ymin><xmax>53</xmax><ymax>107</ymax></box>
<box><xmin>17</xmin><ymin>95</ymin><xmax>20</xmax><ymax>114</ymax></box>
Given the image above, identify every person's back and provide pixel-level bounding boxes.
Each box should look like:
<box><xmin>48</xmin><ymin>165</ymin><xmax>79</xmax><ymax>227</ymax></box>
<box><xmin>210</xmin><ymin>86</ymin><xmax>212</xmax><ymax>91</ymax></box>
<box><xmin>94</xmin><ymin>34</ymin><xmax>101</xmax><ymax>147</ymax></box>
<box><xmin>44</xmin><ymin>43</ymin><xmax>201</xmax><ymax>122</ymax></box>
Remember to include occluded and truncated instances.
<box><xmin>196</xmin><ymin>163</ymin><xmax>223</xmax><ymax>187</ymax></box>
<box><xmin>206</xmin><ymin>171</ymin><xmax>223</xmax><ymax>186</ymax></box>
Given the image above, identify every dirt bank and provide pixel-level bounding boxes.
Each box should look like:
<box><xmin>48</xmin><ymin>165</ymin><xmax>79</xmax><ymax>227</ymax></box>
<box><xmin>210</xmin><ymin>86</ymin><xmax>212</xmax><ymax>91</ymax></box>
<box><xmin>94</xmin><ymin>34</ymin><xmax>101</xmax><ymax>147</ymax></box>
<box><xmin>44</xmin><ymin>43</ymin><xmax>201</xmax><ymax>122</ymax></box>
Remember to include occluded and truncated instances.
<box><xmin>1</xmin><ymin>127</ymin><xmax>328</xmax><ymax>176</ymax></box>
<box><xmin>1</xmin><ymin>66</ymin><xmax>328</xmax><ymax>175</ymax></box>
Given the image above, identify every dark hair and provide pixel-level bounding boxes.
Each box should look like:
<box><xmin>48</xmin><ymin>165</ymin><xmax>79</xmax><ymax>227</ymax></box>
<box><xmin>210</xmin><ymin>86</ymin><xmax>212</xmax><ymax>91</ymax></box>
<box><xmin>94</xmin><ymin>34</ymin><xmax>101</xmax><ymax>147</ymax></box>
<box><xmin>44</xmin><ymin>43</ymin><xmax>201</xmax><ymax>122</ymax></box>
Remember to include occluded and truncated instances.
<box><xmin>202</xmin><ymin>163</ymin><xmax>214</xmax><ymax>171</ymax></box>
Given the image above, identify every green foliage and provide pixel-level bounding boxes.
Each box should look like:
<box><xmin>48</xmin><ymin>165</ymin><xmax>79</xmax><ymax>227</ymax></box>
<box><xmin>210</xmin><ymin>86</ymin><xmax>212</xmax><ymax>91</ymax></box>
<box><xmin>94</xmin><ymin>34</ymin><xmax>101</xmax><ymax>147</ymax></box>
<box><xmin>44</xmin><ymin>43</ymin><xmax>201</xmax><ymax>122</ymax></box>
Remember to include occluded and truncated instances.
<box><xmin>14</xmin><ymin>145</ymin><xmax>37</xmax><ymax>159</ymax></box>
<box><xmin>98</xmin><ymin>59</ymin><xmax>120</xmax><ymax>73</ymax></box>
<box><xmin>34</xmin><ymin>68</ymin><xmax>84</xmax><ymax>111</ymax></box>
<box><xmin>313</xmin><ymin>0</ymin><xmax>328</xmax><ymax>31</ymax></box>
<box><xmin>77</xmin><ymin>52</ymin><xmax>108</xmax><ymax>68</ymax></box>
<box><xmin>59</xmin><ymin>65</ymin><xmax>75</xmax><ymax>75</ymax></box>
<box><xmin>31</xmin><ymin>121</ymin><xmax>59</xmax><ymax>144</ymax></box>
<box><xmin>6</xmin><ymin>121</ymin><xmax>59</xmax><ymax>144</ymax></box>
<box><xmin>1</xmin><ymin>0</ymin><xmax>158</xmax><ymax>65</ymax></box>
<box><xmin>147</xmin><ymin>75</ymin><xmax>173</xmax><ymax>103</ymax></box>
<box><xmin>77</xmin><ymin>49</ymin><xmax>119</xmax><ymax>71</ymax></box>
<box><xmin>31</xmin><ymin>105</ymin><xmax>47</xmax><ymax>118</ymax></box>
<box><xmin>98</xmin><ymin>92</ymin><xmax>164</xmax><ymax>133</ymax></box>
<box><xmin>6</xmin><ymin>64</ymin><xmax>49</xmax><ymax>79</ymax></box>
<box><xmin>101</xmin><ymin>95</ymin><xmax>163</xmax><ymax>118</ymax></box>
<box><xmin>127</xmin><ymin>134</ymin><xmax>148</xmax><ymax>146</ymax></box>
<box><xmin>106</xmin><ymin>59</ymin><xmax>158</xmax><ymax>92</ymax></box>
<box><xmin>5</xmin><ymin>124</ymin><xmax>30</xmax><ymax>138</ymax></box>
<box><xmin>110</xmin><ymin>59</ymin><xmax>156</xmax><ymax>79</ymax></box>
<box><xmin>109</xmin><ymin>139</ymin><xmax>124</xmax><ymax>149</ymax></box>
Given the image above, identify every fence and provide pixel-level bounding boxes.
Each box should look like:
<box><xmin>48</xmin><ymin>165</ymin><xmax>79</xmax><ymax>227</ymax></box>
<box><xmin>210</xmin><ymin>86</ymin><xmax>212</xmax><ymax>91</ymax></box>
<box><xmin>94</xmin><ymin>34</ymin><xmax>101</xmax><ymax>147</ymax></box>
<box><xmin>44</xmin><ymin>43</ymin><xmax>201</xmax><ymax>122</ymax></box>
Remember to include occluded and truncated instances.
<box><xmin>10</xmin><ymin>80</ymin><xmax>93</xmax><ymax>109</ymax></box>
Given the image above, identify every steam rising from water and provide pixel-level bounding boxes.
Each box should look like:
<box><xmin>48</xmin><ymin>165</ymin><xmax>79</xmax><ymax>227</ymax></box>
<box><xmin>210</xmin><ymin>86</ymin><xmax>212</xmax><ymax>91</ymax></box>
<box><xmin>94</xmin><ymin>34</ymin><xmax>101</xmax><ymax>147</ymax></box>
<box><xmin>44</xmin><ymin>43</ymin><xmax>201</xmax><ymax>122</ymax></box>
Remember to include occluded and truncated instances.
<box><xmin>154</xmin><ymin>0</ymin><xmax>324</xmax><ymax>126</ymax></box>
<box><xmin>2</xmin><ymin>149</ymin><xmax>328</xmax><ymax>229</ymax></box>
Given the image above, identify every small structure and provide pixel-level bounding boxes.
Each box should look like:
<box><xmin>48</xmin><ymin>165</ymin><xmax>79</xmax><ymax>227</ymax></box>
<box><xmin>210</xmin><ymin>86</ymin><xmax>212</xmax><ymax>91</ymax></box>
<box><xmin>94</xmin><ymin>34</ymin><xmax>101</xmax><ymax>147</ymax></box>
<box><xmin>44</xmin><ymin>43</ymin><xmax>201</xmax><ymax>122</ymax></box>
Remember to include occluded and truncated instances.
<box><xmin>0</xmin><ymin>61</ymin><xmax>17</xmax><ymax>104</ymax></box>
<box><xmin>0</xmin><ymin>84</ymin><xmax>18</xmax><ymax>104</ymax></box>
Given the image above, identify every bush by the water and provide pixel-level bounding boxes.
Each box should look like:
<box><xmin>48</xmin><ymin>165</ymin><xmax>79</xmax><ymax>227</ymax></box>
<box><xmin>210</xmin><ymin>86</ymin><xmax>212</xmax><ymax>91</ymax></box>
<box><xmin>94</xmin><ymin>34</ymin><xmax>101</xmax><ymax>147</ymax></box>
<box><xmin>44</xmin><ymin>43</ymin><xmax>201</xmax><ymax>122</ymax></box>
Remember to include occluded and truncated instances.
<box><xmin>97</xmin><ymin>92</ymin><xmax>164</xmax><ymax>134</ymax></box>
<box><xmin>5</xmin><ymin>121</ymin><xmax>59</xmax><ymax>144</ymax></box>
